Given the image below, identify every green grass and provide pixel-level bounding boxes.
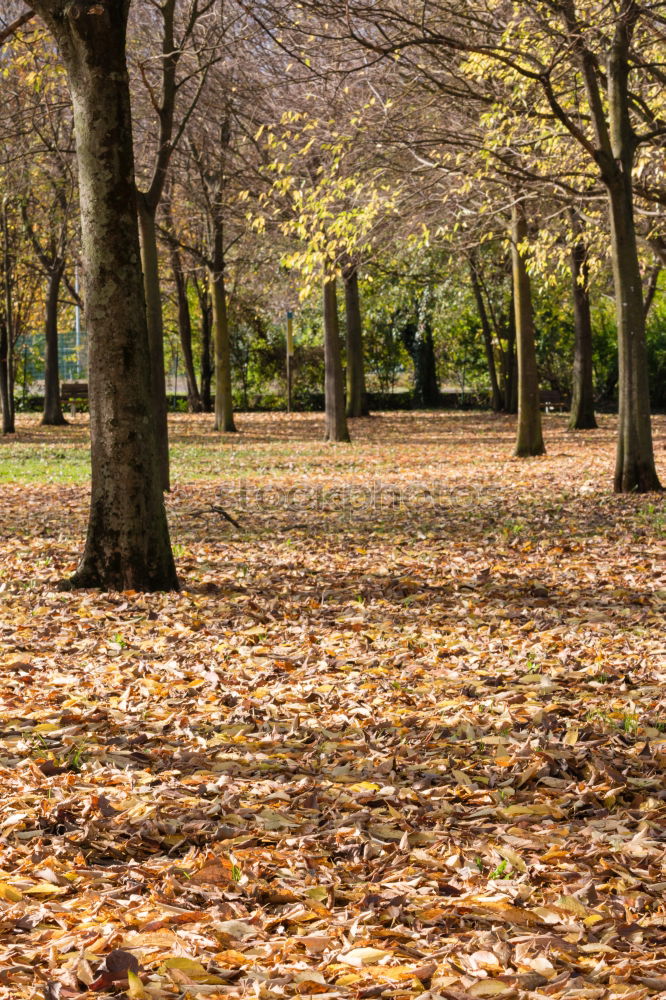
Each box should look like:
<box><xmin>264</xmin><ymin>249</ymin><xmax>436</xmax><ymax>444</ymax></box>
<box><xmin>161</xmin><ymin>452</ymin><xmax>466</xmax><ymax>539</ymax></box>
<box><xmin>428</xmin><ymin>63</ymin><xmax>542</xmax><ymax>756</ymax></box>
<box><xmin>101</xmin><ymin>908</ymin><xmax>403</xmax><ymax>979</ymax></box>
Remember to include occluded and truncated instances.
<box><xmin>637</xmin><ymin>501</ymin><xmax>666</xmax><ymax>538</ymax></box>
<box><xmin>0</xmin><ymin>444</ymin><xmax>91</xmax><ymax>483</ymax></box>
<box><xmin>0</xmin><ymin>416</ymin><xmax>374</xmax><ymax>485</ymax></box>
<box><xmin>0</xmin><ymin>430</ymin><xmax>302</xmax><ymax>485</ymax></box>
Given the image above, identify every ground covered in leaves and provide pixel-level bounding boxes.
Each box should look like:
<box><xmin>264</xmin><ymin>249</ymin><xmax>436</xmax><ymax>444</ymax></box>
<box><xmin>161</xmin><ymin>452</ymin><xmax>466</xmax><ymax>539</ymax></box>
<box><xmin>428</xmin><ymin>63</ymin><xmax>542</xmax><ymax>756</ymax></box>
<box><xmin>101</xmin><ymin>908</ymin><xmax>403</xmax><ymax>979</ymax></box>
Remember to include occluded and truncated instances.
<box><xmin>1</xmin><ymin>411</ymin><xmax>666</xmax><ymax>1000</ymax></box>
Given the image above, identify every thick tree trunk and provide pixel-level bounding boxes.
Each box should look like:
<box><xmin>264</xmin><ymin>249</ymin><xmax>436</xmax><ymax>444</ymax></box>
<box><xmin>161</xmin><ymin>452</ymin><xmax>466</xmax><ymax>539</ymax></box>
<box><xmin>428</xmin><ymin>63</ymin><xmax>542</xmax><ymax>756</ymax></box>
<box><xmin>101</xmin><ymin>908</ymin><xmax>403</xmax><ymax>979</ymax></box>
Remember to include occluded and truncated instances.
<box><xmin>608</xmin><ymin>175</ymin><xmax>661</xmax><ymax>491</ymax></box>
<box><xmin>569</xmin><ymin>241</ymin><xmax>597</xmax><ymax>430</ymax></box>
<box><xmin>137</xmin><ymin>200</ymin><xmax>170</xmax><ymax>489</ymax></box>
<box><xmin>170</xmin><ymin>245</ymin><xmax>202</xmax><ymax>412</ymax></box>
<box><xmin>209</xmin><ymin>233</ymin><xmax>236</xmax><ymax>432</ymax></box>
<box><xmin>323</xmin><ymin>277</ymin><xmax>350</xmax><ymax>442</ymax></box>
<box><xmin>38</xmin><ymin>0</ymin><xmax>178</xmax><ymax>591</ymax></box>
<box><xmin>343</xmin><ymin>264</ymin><xmax>368</xmax><ymax>417</ymax></box>
<box><xmin>469</xmin><ymin>253</ymin><xmax>502</xmax><ymax>412</ymax></box>
<box><xmin>0</xmin><ymin>319</ymin><xmax>14</xmax><ymax>435</ymax></box>
<box><xmin>511</xmin><ymin>200</ymin><xmax>545</xmax><ymax>457</ymax></box>
<box><xmin>598</xmin><ymin>17</ymin><xmax>661</xmax><ymax>491</ymax></box>
<box><xmin>41</xmin><ymin>263</ymin><xmax>68</xmax><ymax>426</ymax></box>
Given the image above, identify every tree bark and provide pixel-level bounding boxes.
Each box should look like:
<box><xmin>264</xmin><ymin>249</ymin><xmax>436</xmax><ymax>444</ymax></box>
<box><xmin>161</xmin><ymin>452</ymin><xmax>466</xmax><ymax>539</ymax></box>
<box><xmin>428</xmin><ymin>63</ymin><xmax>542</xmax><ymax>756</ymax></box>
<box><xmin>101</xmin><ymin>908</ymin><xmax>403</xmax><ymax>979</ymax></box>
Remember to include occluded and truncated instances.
<box><xmin>1</xmin><ymin>202</ymin><xmax>15</xmax><ymax>435</ymax></box>
<box><xmin>504</xmin><ymin>290</ymin><xmax>518</xmax><ymax>414</ymax></box>
<box><xmin>343</xmin><ymin>264</ymin><xmax>368</xmax><ymax>417</ymax></box>
<box><xmin>323</xmin><ymin>276</ymin><xmax>350</xmax><ymax>442</ymax></box>
<box><xmin>469</xmin><ymin>253</ymin><xmax>502</xmax><ymax>412</ymax></box>
<box><xmin>170</xmin><ymin>244</ymin><xmax>202</xmax><ymax>412</ymax></box>
<box><xmin>511</xmin><ymin>200</ymin><xmax>545</xmax><ymax>457</ymax></box>
<box><xmin>569</xmin><ymin>240</ymin><xmax>597</xmax><ymax>430</ymax></box>
<box><xmin>196</xmin><ymin>280</ymin><xmax>213</xmax><ymax>412</ymax></box>
<box><xmin>561</xmin><ymin>8</ymin><xmax>661</xmax><ymax>489</ymax></box>
<box><xmin>41</xmin><ymin>263</ymin><xmax>68</xmax><ymax>426</ymax></box>
<box><xmin>0</xmin><ymin>319</ymin><xmax>14</xmax><ymax>435</ymax></box>
<box><xmin>210</xmin><ymin>225</ymin><xmax>236</xmax><ymax>432</ymax></box>
<box><xmin>605</xmin><ymin>21</ymin><xmax>661</xmax><ymax>492</ymax></box>
<box><xmin>608</xmin><ymin>174</ymin><xmax>661</xmax><ymax>491</ymax></box>
<box><xmin>131</xmin><ymin>0</ymin><xmax>192</xmax><ymax>488</ymax></box>
<box><xmin>34</xmin><ymin>0</ymin><xmax>178</xmax><ymax>591</ymax></box>
<box><xmin>137</xmin><ymin>200</ymin><xmax>170</xmax><ymax>488</ymax></box>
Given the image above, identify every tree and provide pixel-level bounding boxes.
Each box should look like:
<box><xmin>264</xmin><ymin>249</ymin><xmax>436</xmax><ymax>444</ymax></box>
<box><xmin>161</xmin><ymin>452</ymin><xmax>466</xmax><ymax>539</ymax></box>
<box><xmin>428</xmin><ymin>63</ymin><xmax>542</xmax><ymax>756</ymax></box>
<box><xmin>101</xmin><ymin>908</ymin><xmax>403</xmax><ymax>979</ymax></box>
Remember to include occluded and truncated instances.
<box><xmin>468</xmin><ymin>250</ymin><xmax>503</xmax><ymax>413</ymax></box>
<box><xmin>550</xmin><ymin>0</ymin><xmax>661</xmax><ymax>487</ymax></box>
<box><xmin>2</xmin><ymin>22</ymin><xmax>79</xmax><ymax>427</ymax></box>
<box><xmin>21</xmin><ymin>170</ymin><xmax>78</xmax><ymax>427</ymax></box>
<box><xmin>568</xmin><ymin>216</ymin><xmax>598</xmax><ymax>430</ymax></box>
<box><xmin>164</xmin><ymin>196</ymin><xmax>203</xmax><ymax>411</ymax></box>
<box><xmin>323</xmin><ymin>275</ymin><xmax>350</xmax><ymax>441</ymax></box>
<box><xmin>511</xmin><ymin>198</ymin><xmax>545</xmax><ymax>456</ymax></box>
<box><xmin>0</xmin><ymin>198</ymin><xmax>17</xmax><ymax>435</ymax></box>
<box><xmin>17</xmin><ymin>0</ymin><xmax>178</xmax><ymax>590</ymax></box>
<box><xmin>187</xmin><ymin>119</ymin><xmax>238</xmax><ymax>432</ymax></box>
<box><xmin>476</xmin><ymin>0</ymin><xmax>660</xmax><ymax>476</ymax></box>
<box><xmin>131</xmin><ymin>0</ymin><xmax>218</xmax><ymax>484</ymax></box>
<box><xmin>343</xmin><ymin>262</ymin><xmax>369</xmax><ymax>417</ymax></box>
<box><xmin>477</xmin><ymin>1</ymin><xmax>660</xmax><ymax>482</ymax></box>
<box><xmin>398</xmin><ymin>287</ymin><xmax>440</xmax><ymax>407</ymax></box>
<box><xmin>252</xmin><ymin>96</ymin><xmax>402</xmax><ymax>438</ymax></box>
<box><xmin>193</xmin><ymin>271</ymin><xmax>214</xmax><ymax>411</ymax></box>
<box><xmin>268</xmin><ymin>0</ymin><xmax>663</xmax><ymax>490</ymax></box>
<box><xmin>0</xmin><ymin>185</ymin><xmax>42</xmax><ymax>435</ymax></box>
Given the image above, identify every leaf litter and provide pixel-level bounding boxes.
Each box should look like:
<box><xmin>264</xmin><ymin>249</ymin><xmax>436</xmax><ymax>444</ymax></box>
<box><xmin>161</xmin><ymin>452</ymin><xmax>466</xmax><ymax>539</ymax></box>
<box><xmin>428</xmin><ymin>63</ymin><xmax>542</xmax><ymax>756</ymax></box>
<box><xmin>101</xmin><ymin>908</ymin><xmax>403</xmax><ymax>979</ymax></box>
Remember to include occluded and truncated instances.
<box><xmin>0</xmin><ymin>411</ymin><xmax>665</xmax><ymax>1000</ymax></box>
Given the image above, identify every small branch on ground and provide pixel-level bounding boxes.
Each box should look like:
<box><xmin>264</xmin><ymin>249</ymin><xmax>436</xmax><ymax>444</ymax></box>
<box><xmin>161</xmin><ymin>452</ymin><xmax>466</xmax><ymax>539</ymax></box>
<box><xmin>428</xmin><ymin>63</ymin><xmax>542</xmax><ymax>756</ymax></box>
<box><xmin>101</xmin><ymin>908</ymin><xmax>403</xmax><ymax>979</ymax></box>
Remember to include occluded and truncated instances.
<box><xmin>187</xmin><ymin>504</ymin><xmax>243</xmax><ymax>529</ymax></box>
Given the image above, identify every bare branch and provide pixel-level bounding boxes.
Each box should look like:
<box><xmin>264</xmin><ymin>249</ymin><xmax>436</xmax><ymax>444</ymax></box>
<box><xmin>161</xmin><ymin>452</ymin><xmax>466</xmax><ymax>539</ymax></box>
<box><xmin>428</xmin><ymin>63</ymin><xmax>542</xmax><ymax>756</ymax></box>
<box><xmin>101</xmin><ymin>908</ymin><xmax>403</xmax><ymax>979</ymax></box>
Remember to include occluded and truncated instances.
<box><xmin>0</xmin><ymin>9</ymin><xmax>35</xmax><ymax>45</ymax></box>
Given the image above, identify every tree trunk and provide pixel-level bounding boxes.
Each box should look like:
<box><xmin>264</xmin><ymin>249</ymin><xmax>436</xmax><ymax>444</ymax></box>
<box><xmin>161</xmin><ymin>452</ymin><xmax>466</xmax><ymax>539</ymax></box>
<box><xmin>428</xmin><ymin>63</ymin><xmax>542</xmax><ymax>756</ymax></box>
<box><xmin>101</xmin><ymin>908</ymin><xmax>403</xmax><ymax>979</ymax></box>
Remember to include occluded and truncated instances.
<box><xmin>36</xmin><ymin>0</ymin><xmax>178</xmax><ymax>591</ymax></box>
<box><xmin>343</xmin><ymin>264</ymin><xmax>368</xmax><ymax>417</ymax></box>
<box><xmin>170</xmin><ymin>245</ymin><xmax>202</xmax><ymax>412</ymax></box>
<box><xmin>323</xmin><ymin>276</ymin><xmax>350</xmax><ymax>442</ymax></box>
<box><xmin>601</xmin><ymin>16</ymin><xmax>660</xmax><ymax>491</ymax></box>
<box><xmin>414</xmin><ymin>288</ymin><xmax>439</xmax><ymax>407</ymax></box>
<box><xmin>469</xmin><ymin>253</ymin><xmax>502</xmax><ymax>412</ymax></box>
<box><xmin>209</xmin><ymin>228</ymin><xmax>236</xmax><ymax>432</ymax></box>
<box><xmin>41</xmin><ymin>263</ymin><xmax>68</xmax><ymax>426</ymax></box>
<box><xmin>569</xmin><ymin>240</ymin><xmax>597</xmax><ymax>430</ymax></box>
<box><xmin>1</xmin><ymin>205</ymin><xmax>15</xmax><ymax>435</ymax></box>
<box><xmin>197</xmin><ymin>282</ymin><xmax>213</xmax><ymax>413</ymax></box>
<box><xmin>607</xmin><ymin>174</ymin><xmax>661</xmax><ymax>491</ymax></box>
<box><xmin>503</xmin><ymin>291</ymin><xmax>518</xmax><ymax>413</ymax></box>
<box><xmin>137</xmin><ymin>200</ymin><xmax>170</xmax><ymax>489</ymax></box>
<box><xmin>643</xmin><ymin>264</ymin><xmax>661</xmax><ymax>319</ymax></box>
<box><xmin>509</xmin><ymin>353</ymin><xmax>518</xmax><ymax>413</ymax></box>
<box><xmin>511</xmin><ymin>200</ymin><xmax>545</xmax><ymax>457</ymax></box>
<box><xmin>0</xmin><ymin>319</ymin><xmax>14</xmax><ymax>435</ymax></box>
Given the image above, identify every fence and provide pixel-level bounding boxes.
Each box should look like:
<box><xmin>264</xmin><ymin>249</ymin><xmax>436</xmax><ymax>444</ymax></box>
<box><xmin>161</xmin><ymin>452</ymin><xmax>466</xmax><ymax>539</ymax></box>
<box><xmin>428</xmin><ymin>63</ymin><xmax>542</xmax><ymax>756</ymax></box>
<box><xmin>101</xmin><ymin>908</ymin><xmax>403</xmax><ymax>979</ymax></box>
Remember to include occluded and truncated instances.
<box><xmin>17</xmin><ymin>328</ymin><xmax>88</xmax><ymax>388</ymax></box>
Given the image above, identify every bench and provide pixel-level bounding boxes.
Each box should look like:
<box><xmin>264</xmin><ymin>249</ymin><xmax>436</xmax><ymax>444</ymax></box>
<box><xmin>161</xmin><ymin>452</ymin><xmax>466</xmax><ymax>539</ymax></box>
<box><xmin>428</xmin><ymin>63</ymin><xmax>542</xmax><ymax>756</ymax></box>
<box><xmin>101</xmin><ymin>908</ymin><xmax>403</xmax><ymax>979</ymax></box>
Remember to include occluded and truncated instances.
<box><xmin>61</xmin><ymin>382</ymin><xmax>88</xmax><ymax>415</ymax></box>
<box><xmin>540</xmin><ymin>389</ymin><xmax>569</xmax><ymax>412</ymax></box>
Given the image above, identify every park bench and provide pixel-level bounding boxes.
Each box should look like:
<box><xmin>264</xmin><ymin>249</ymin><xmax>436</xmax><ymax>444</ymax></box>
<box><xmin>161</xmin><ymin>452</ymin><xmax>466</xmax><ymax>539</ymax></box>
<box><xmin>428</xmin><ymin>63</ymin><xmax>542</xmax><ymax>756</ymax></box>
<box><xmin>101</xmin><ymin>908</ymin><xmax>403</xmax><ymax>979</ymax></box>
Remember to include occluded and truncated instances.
<box><xmin>540</xmin><ymin>389</ymin><xmax>569</xmax><ymax>412</ymax></box>
<box><xmin>61</xmin><ymin>382</ymin><xmax>89</xmax><ymax>415</ymax></box>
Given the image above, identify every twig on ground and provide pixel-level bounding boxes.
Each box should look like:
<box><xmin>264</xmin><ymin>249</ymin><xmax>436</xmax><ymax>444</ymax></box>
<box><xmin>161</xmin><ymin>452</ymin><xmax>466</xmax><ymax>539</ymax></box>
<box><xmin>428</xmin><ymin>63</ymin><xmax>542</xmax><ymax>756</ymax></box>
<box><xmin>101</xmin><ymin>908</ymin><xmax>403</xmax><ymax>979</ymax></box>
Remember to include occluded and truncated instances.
<box><xmin>209</xmin><ymin>504</ymin><xmax>243</xmax><ymax>530</ymax></box>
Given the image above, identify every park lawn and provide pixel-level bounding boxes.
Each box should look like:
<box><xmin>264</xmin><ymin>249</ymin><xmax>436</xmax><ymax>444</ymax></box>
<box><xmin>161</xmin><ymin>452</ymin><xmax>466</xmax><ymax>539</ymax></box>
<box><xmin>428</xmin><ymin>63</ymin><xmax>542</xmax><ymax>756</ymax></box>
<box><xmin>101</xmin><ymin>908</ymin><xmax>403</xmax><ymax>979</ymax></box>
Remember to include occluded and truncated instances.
<box><xmin>1</xmin><ymin>411</ymin><xmax>435</xmax><ymax>484</ymax></box>
<box><xmin>0</xmin><ymin>410</ymin><xmax>665</xmax><ymax>999</ymax></box>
